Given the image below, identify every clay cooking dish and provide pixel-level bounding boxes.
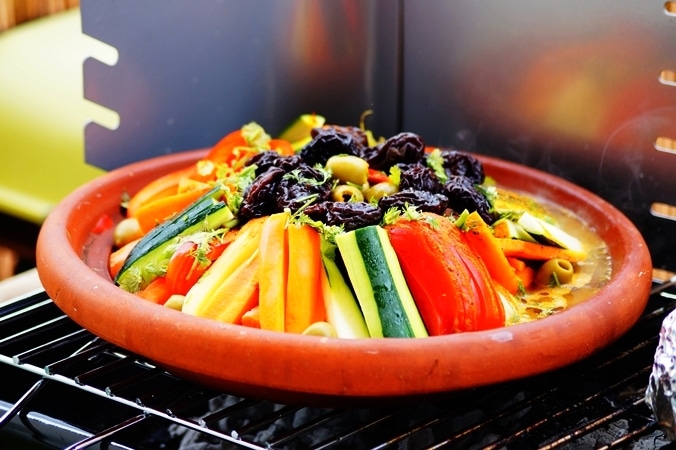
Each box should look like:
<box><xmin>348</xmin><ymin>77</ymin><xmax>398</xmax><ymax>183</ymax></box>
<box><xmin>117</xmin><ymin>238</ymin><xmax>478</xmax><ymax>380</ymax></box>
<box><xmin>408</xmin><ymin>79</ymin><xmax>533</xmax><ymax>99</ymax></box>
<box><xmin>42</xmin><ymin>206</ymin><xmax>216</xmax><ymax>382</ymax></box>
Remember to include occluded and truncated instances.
<box><xmin>36</xmin><ymin>149</ymin><xmax>652</xmax><ymax>406</ymax></box>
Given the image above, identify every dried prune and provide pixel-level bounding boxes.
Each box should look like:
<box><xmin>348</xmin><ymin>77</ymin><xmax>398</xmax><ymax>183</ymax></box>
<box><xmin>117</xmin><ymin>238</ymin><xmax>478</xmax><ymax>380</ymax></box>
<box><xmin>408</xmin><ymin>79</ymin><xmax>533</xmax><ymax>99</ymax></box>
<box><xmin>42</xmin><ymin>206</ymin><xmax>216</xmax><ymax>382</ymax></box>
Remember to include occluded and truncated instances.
<box><xmin>304</xmin><ymin>202</ymin><xmax>383</xmax><ymax>231</ymax></box>
<box><xmin>398</xmin><ymin>163</ymin><xmax>444</xmax><ymax>194</ymax></box>
<box><xmin>444</xmin><ymin>176</ymin><xmax>494</xmax><ymax>223</ymax></box>
<box><xmin>316</xmin><ymin>125</ymin><xmax>369</xmax><ymax>149</ymax></box>
<box><xmin>378</xmin><ymin>190</ymin><xmax>448</xmax><ymax>215</ymax></box>
<box><xmin>275</xmin><ymin>165</ymin><xmax>332</xmax><ymax>213</ymax></box>
<box><xmin>361</xmin><ymin>132</ymin><xmax>425</xmax><ymax>171</ymax></box>
<box><xmin>239</xmin><ymin>167</ymin><xmax>285</xmax><ymax>220</ymax></box>
<box><xmin>246</xmin><ymin>151</ymin><xmax>302</xmax><ymax>176</ymax></box>
<box><xmin>300</xmin><ymin>128</ymin><xmax>362</xmax><ymax>167</ymax></box>
<box><xmin>435</xmin><ymin>150</ymin><xmax>485</xmax><ymax>185</ymax></box>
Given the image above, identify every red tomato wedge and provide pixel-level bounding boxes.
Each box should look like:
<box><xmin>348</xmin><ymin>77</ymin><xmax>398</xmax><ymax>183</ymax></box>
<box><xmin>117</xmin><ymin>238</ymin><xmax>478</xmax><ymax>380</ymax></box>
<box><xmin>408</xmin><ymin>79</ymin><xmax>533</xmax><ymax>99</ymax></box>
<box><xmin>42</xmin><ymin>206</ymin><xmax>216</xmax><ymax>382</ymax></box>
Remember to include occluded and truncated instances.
<box><xmin>385</xmin><ymin>214</ymin><xmax>504</xmax><ymax>335</ymax></box>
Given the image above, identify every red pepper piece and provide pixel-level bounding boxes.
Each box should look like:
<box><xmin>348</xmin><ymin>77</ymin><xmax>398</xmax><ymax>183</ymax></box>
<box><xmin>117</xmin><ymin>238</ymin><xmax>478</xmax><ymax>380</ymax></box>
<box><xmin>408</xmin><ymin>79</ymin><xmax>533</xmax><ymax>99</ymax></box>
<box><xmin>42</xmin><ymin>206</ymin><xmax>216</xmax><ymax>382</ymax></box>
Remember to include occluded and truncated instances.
<box><xmin>92</xmin><ymin>214</ymin><xmax>114</xmax><ymax>234</ymax></box>
<box><xmin>165</xmin><ymin>239</ymin><xmax>230</xmax><ymax>296</ymax></box>
<box><xmin>204</xmin><ymin>130</ymin><xmax>249</xmax><ymax>165</ymax></box>
<box><xmin>367</xmin><ymin>168</ymin><xmax>389</xmax><ymax>185</ymax></box>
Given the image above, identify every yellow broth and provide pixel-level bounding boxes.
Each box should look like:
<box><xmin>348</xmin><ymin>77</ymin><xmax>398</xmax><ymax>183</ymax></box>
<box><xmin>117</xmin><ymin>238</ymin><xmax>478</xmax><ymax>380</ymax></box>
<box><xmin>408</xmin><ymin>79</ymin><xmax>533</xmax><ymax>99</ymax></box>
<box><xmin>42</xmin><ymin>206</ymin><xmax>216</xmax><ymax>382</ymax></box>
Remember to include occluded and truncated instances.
<box><xmin>498</xmin><ymin>192</ymin><xmax>612</xmax><ymax>324</ymax></box>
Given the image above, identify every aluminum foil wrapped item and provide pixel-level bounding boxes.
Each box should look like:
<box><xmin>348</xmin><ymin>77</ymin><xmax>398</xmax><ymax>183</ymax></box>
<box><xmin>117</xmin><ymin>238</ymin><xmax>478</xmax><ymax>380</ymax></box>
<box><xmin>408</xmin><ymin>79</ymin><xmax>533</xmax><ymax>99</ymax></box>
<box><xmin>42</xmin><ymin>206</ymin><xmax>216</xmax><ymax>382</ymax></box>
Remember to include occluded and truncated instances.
<box><xmin>646</xmin><ymin>308</ymin><xmax>676</xmax><ymax>439</ymax></box>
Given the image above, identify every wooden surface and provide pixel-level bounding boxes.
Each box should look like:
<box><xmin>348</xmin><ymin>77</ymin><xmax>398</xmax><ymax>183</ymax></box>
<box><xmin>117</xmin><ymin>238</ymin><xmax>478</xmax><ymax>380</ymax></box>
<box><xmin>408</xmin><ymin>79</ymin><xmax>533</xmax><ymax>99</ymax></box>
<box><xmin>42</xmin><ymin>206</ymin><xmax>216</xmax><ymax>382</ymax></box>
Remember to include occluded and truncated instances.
<box><xmin>0</xmin><ymin>0</ymin><xmax>79</xmax><ymax>31</ymax></box>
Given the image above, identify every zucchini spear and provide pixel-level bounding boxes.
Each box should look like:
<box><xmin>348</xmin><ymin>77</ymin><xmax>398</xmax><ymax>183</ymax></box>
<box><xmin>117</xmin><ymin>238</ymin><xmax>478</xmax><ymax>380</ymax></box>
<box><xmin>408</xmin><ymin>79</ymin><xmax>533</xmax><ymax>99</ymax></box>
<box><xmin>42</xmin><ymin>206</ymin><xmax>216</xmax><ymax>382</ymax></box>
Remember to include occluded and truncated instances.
<box><xmin>335</xmin><ymin>225</ymin><xmax>428</xmax><ymax>338</ymax></box>
<box><xmin>115</xmin><ymin>186</ymin><xmax>235</xmax><ymax>292</ymax></box>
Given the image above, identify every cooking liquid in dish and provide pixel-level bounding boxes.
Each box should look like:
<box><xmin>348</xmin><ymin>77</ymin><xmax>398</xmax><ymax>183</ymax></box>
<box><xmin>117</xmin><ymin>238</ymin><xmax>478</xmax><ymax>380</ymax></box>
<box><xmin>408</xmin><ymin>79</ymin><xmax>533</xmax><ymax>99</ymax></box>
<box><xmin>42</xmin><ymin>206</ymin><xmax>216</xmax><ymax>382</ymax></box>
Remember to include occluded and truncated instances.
<box><xmin>506</xmin><ymin>196</ymin><xmax>611</xmax><ymax>324</ymax></box>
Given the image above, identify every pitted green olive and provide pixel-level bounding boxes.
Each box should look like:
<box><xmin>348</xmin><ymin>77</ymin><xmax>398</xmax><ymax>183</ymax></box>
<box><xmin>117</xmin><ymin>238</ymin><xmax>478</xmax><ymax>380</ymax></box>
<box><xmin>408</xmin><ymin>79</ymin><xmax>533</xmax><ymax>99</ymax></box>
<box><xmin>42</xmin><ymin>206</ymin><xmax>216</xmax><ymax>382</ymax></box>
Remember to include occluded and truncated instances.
<box><xmin>363</xmin><ymin>182</ymin><xmax>398</xmax><ymax>202</ymax></box>
<box><xmin>302</xmin><ymin>321</ymin><xmax>337</xmax><ymax>338</ymax></box>
<box><xmin>535</xmin><ymin>258</ymin><xmax>574</xmax><ymax>286</ymax></box>
<box><xmin>325</xmin><ymin>155</ymin><xmax>369</xmax><ymax>186</ymax></box>
<box><xmin>113</xmin><ymin>217</ymin><xmax>143</xmax><ymax>248</ymax></box>
<box><xmin>332</xmin><ymin>184</ymin><xmax>365</xmax><ymax>202</ymax></box>
<box><xmin>164</xmin><ymin>294</ymin><xmax>185</xmax><ymax>310</ymax></box>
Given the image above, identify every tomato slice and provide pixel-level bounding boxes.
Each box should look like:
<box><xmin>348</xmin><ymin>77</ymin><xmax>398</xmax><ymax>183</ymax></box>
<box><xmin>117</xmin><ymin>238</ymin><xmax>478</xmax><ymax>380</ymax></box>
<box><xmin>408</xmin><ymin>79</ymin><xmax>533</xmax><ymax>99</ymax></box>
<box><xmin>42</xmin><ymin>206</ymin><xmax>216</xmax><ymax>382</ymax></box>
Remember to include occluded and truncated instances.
<box><xmin>386</xmin><ymin>214</ymin><xmax>504</xmax><ymax>335</ymax></box>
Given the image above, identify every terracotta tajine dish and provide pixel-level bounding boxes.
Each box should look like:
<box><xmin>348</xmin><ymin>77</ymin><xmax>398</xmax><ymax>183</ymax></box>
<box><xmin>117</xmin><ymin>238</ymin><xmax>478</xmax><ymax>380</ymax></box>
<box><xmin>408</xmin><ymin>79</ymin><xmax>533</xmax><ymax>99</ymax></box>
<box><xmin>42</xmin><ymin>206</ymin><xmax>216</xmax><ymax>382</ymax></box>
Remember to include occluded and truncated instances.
<box><xmin>36</xmin><ymin>149</ymin><xmax>652</xmax><ymax>406</ymax></box>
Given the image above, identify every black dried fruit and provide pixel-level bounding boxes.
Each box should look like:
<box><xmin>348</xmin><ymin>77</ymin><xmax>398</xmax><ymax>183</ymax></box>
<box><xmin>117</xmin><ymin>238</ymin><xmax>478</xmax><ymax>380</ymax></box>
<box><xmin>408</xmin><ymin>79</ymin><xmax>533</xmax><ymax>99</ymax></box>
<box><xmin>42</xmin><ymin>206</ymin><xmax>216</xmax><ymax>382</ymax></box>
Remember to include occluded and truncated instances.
<box><xmin>275</xmin><ymin>165</ymin><xmax>333</xmax><ymax>213</ymax></box>
<box><xmin>300</xmin><ymin>128</ymin><xmax>362</xmax><ymax>167</ymax></box>
<box><xmin>435</xmin><ymin>149</ymin><xmax>485</xmax><ymax>185</ymax></box>
<box><xmin>304</xmin><ymin>202</ymin><xmax>383</xmax><ymax>231</ymax></box>
<box><xmin>361</xmin><ymin>132</ymin><xmax>425</xmax><ymax>172</ymax></box>
<box><xmin>398</xmin><ymin>163</ymin><xmax>445</xmax><ymax>194</ymax></box>
<box><xmin>444</xmin><ymin>176</ymin><xmax>494</xmax><ymax>223</ymax></box>
<box><xmin>246</xmin><ymin>151</ymin><xmax>302</xmax><ymax>176</ymax></box>
<box><xmin>378</xmin><ymin>190</ymin><xmax>448</xmax><ymax>215</ymax></box>
<box><xmin>239</xmin><ymin>167</ymin><xmax>285</xmax><ymax>220</ymax></box>
<box><xmin>316</xmin><ymin>125</ymin><xmax>369</xmax><ymax>149</ymax></box>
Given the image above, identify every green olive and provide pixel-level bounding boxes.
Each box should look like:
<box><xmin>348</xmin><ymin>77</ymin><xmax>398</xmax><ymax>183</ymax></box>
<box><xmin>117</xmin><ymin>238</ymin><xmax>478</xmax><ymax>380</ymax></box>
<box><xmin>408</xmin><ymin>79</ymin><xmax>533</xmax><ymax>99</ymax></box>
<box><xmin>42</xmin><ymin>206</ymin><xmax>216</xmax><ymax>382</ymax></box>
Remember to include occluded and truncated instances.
<box><xmin>535</xmin><ymin>258</ymin><xmax>574</xmax><ymax>286</ymax></box>
<box><xmin>302</xmin><ymin>321</ymin><xmax>337</xmax><ymax>338</ymax></box>
<box><xmin>332</xmin><ymin>184</ymin><xmax>364</xmax><ymax>202</ymax></box>
<box><xmin>325</xmin><ymin>155</ymin><xmax>369</xmax><ymax>185</ymax></box>
<box><xmin>363</xmin><ymin>181</ymin><xmax>398</xmax><ymax>202</ymax></box>
<box><xmin>113</xmin><ymin>217</ymin><xmax>143</xmax><ymax>248</ymax></box>
<box><xmin>164</xmin><ymin>294</ymin><xmax>185</xmax><ymax>311</ymax></box>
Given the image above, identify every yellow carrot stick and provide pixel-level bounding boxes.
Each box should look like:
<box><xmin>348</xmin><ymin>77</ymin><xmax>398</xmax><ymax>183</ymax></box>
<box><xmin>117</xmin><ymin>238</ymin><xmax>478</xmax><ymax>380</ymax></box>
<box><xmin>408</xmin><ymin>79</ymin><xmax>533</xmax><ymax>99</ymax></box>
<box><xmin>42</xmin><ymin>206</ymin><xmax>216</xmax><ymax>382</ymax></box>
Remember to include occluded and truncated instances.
<box><xmin>285</xmin><ymin>223</ymin><xmax>324</xmax><ymax>334</ymax></box>
<box><xmin>258</xmin><ymin>212</ymin><xmax>289</xmax><ymax>332</ymax></box>
<box><xmin>182</xmin><ymin>217</ymin><xmax>264</xmax><ymax>316</ymax></box>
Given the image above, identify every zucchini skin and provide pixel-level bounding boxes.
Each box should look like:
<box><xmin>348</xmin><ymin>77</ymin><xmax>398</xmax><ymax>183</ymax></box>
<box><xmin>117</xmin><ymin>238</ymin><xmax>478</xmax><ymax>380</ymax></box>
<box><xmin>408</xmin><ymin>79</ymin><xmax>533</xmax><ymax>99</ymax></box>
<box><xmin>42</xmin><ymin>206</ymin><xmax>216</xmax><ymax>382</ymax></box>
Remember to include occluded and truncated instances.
<box><xmin>354</xmin><ymin>227</ymin><xmax>414</xmax><ymax>338</ymax></box>
<box><xmin>336</xmin><ymin>225</ymin><xmax>427</xmax><ymax>338</ymax></box>
<box><xmin>115</xmin><ymin>186</ymin><xmax>233</xmax><ymax>290</ymax></box>
<box><xmin>320</xmin><ymin>240</ymin><xmax>370</xmax><ymax>339</ymax></box>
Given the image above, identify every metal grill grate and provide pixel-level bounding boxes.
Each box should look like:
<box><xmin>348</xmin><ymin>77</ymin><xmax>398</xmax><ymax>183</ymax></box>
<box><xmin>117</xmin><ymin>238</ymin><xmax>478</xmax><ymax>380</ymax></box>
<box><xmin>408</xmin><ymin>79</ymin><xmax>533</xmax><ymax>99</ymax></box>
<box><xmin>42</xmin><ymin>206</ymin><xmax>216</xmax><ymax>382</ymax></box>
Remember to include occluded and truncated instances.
<box><xmin>0</xmin><ymin>278</ymin><xmax>675</xmax><ymax>449</ymax></box>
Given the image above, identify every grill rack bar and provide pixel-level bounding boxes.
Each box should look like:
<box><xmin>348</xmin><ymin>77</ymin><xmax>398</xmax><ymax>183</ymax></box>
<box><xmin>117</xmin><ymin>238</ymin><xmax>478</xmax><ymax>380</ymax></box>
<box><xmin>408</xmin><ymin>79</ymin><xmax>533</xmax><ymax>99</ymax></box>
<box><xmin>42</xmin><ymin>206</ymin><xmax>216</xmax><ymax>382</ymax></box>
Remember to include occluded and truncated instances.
<box><xmin>0</xmin><ymin>281</ymin><xmax>674</xmax><ymax>449</ymax></box>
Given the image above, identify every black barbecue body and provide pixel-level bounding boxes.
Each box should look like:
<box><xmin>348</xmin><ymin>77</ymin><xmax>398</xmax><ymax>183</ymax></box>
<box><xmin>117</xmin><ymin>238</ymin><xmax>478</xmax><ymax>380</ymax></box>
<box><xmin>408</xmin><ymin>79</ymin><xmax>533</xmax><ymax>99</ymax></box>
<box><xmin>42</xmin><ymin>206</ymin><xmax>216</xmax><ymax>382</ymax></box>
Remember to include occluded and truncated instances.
<box><xmin>0</xmin><ymin>279</ymin><xmax>675</xmax><ymax>450</ymax></box>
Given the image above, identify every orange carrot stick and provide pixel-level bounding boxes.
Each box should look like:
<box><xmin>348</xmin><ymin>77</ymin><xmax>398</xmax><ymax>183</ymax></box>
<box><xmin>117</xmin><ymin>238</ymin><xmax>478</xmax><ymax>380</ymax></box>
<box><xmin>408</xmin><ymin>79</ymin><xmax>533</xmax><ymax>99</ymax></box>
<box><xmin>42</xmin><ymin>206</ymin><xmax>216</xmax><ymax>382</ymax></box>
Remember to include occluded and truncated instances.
<box><xmin>210</xmin><ymin>251</ymin><xmax>260</xmax><ymax>324</ymax></box>
<box><xmin>126</xmin><ymin>164</ymin><xmax>198</xmax><ymax>217</ymax></box>
<box><xmin>507</xmin><ymin>257</ymin><xmax>535</xmax><ymax>288</ymax></box>
<box><xmin>497</xmin><ymin>238</ymin><xmax>586</xmax><ymax>262</ymax></box>
<box><xmin>258</xmin><ymin>212</ymin><xmax>289</xmax><ymax>332</ymax></box>
<box><xmin>133</xmin><ymin>187</ymin><xmax>210</xmax><ymax>233</ymax></box>
<box><xmin>285</xmin><ymin>223</ymin><xmax>324</xmax><ymax>333</ymax></box>
<box><xmin>136</xmin><ymin>276</ymin><xmax>173</xmax><ymax>305</ymax></box>
<box><xmin>462</xmin><ymin>211</ymin><xmax>521</xmax><ymax>295</ymax></box>
<box><xmin>183</xmin><ymin>251</ymin><xmax>259</xmax><ymax>322</ymax></box>
<box><xmin>491</xmin><ymin>220</ymin><xmax>512</xmax><ymax>239</ymax></box>
<box><xmin>108</xmin><ymin>237</ymin><xmax>142</xmax><ymax>278</ymax></box>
